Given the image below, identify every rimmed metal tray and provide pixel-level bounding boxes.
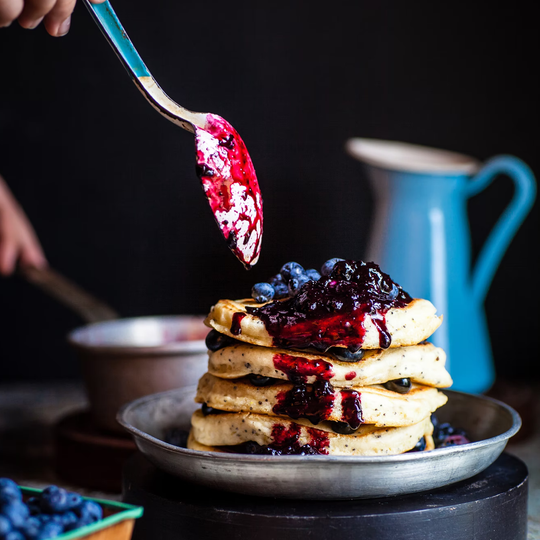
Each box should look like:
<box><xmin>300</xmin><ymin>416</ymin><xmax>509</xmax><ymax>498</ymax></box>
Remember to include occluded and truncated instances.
<box><xmin>117</xmin><ymin>387</ymin><xmax>521</xmax><ymax>500</ymax></box>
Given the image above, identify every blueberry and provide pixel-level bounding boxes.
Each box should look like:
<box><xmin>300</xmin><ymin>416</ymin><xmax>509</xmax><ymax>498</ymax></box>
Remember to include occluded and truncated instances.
<box><xmin>280</xmin><ymin>262</ymin><xmax>304</xmax><ymax>281</ymax></box>
<box><xmin>242</xmin><ymin>441</ymin><xmax>263</xmax><ymax>454</ymax></box>
<box><xmin>328</xmin><ymin>347</ymin><xmax>365</xmax><ymax>362</ymax></box>
<box><xmin>330</xmin><ymin>260</ymin><xmax>357</xmax><ymax>280</ymax></box>
<box><xmin>440</xmin><ymin>434</ymin><xmax>470</xmax><ymax>447</ymax></box>
<box><xmin>297</xmin><ymin>445</ymin><xmax>319</xmax><ymax>455</ymax></box>
<box><xmin>305</xmin><ymin>268</ymin><xmax>321</xmax><ymax>281</ymax></box>
<box><xmin>164</xmin><ymin>427</ymin><xmax>189</xmax><ymax>447</ymax></box>
<box><xmin>330</xmin><ymin>421</ymin><xmax>358</xmax><ymax>435</ymax></box>
<box><xmin>65</xmin><ymin>516</ymin><xmax>95</xmax><ymax>532</ymax></box>
<box><xmin>268</xmin><ymin>274</ymin><xmax>284</xmax><ymax>286</ymax></box>
<box><xmin>74</xmin><ymin>500</ymin><xmax>102</xmax><ymax>522</ymax></box>
<box><xmin>201</xmin><ymin>403</ymin><xmax>227</xmax><ymax>417</ymax></box>
<box><xmin>65</xmin><ymin>492</ymin><xmax>82</xmax><ymax>510</ymax></box>
<box><xmin>1</xmin><ymin>500</ymin><xmax>29</xmax><ymax>529</ymax></box>
<box><xmin>4</xmin><ymin>531</ymin><xmax>25</xmax><ymax>540</ymax></box>
<box><xmin>247</xmin><ymin>374</ymin><xmax>275</xmax><ymax>387</ymax></box>
<box><xmin>272</xmin><ymin>281</ymin><xmax>289</xmax><ymax>299</ymax></box>
<box><xmin>383</xmin><ymin>378</ymin><xmax>411</xmax><ymax>394</ymax></box>
<box><xmin>205</xmin><ymin>329</ymin><xmax>238</xmax><ymax>352</ymax></box>
<box><xmin>18</xmin><ymin>516</ymin><xmax>41</xmax><ymax>539</ymax></box>
<box><xmin>432</xmin><ymin>422</ymin><xmax>468</xmax><ymax>447</ymax></box>
<box><xmin>251</xmin><ymin>282</ymin><xmax>275</xmax><ymax>303</ymax></box>
<box><xmin>287</xmin><ymin>275</ymin><xmax>310</xmax><ymax>296</ymax></box>
<box><xmin>0</xmin><ymin>515</ymin><xmax>12</xmax><ymax>536</ymax></box>
<box><xmin>0</xmin><ymin>490</ymin><xmax>21</xmax><ymax>505</ymax></box>
<box><xmin>37</xmin><ymin>520</ymin><xmax>64</xmax><ymax>539</ymax></box>
<box><xmin>381</xmin><ymin>281</ymin><xmax>399</xmax><ymax>299</ymax></box>
<box><xmin>61</xmin><ymin>511</ymin><xmax>78</xmax><ymax>528</ymax></box>
<box><xmin>26</xmin><ymin>497</ymin><xmax>40</xmax><ymax>516</ymax></box>
<box><xmin>433</xmin><ymin>422</ymin><xmax>454</xmax><ymax>446</ymax></box>
<box><xmin>0</xmin><ymin>479</ymin><xmax>18</xmax><ymax>491</ymax></box>
<box><xmin>40</xmin><ymin>486</ymin><xmax>72</xmax><ymax>513</ymax></box>
<box><xmin>0</xmin><ymin>479</ymin><xmax>21</xmax><ymax>505</ymax></box>
<box><xmin>320</xmin><ymin>258</ymin><xmax>344</xmax><ymax>276</ymax></box>
<box><xmin>408</xmin><ymin>437</ymin><xmax>427</xmax><ymax>452</ymax></box>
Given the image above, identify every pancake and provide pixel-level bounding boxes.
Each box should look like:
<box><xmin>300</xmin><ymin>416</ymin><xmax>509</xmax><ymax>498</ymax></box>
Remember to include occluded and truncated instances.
<box><xmin>195</xmin><ymin>373</ymin><xmax>447</xmax><ymax>428</ymax></box>
<box><xmin>188</xmin><ymin>409</ymin><xmax>434</xmax><ymax>456</ymax></box>
<box><xmin>207</xmin><ymin>341</ymin><xmax>452</xmax><ymax>388</ymax></box>
<box><xmin>205</xmin><ymin>297</ymin><xmax>442</xmax><ymax>350</ymax></box>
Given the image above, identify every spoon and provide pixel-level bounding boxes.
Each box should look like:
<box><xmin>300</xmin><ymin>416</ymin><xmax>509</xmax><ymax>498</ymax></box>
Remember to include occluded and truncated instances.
<box><xmin>20</xmin><ymin>265</ymin><xmax>119</xmax><ymax>323</ymax></box>
<box><xmin>83</xmin><ymin>0</ymin><xmax>263</xmax><ymax>269</ymax></box>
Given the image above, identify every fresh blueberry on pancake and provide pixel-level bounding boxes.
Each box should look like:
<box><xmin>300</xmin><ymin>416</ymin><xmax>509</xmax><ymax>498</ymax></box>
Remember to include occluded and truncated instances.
<box><xmin>246</xmin><ymin>374</ymin><xmax>275</xmax><ymax>387</ymax></box>
<box><xmin>384</xmin><ymin>378</ymin><xmax>412</xmax><ymax>394</ymax></box>
<box><xmin>251</xmin><ymin>282</ymin><xmax>275</xmax><ymax>303</ymax></box>
<box><xmin>330</xmin><ymin>421</ymin><xmax>359</xmax><ymax>435</ymax></box>
<box><xmin>205</xmin><ymin>329</ymin><xmax>239</xmax><ymax>351</ymax></box>
<box><xmin>201</xmin><ymin>403</ymin><xmax>226</xmax><ymax>416</ymax></box>
<box><xmin>321</xmin><ymin>257</ymin><xmax>345</xmax><ymax>276</ymax></box>
<box><xmin>408</xmin><ymin>436</ymin><xmax>427</xmax><ymax>452</ymax></box>
<box><xmin>280</xmin><ymin>261</ymin><xmax>305</xmax><ymax>281</ymax></box>
<box><xmin>326</xmin><ymin>347</ymin><xmax>365</xmax><ymax>362</ymax></box>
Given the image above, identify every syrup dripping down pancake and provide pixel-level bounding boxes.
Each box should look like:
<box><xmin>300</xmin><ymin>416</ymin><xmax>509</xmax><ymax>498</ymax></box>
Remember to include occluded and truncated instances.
<box><xmin>207</xmin><ymin>341</ymin><xmax>452</xmax><ymax>388</ymax></box>
<box><xmin>205</xmin><ymin>298</ymin><xmax>442</xmax><ymax>351</ymax></box>
<box><xmin>195</xmin><ymin>373</ymin><xmax>447</xmax><ymax>428</ymax></box>
<box><xmin>188</xmin><ymin>410</ymin><xmax>434</xmax><ymax>456</ymax></box>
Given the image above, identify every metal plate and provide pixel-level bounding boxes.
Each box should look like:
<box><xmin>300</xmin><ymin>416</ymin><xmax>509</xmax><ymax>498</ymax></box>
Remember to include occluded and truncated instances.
<box><xmin>117</xmin><ymin>387</ymin><xmax>521</xmax><ymax>500</ymax></box>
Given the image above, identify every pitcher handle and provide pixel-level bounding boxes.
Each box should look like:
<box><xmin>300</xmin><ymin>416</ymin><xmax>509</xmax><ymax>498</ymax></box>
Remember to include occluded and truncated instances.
<box><xmin>465</xmin><ymin>155</ymin><xmax>536</xmax><ymax>303</ymax></box>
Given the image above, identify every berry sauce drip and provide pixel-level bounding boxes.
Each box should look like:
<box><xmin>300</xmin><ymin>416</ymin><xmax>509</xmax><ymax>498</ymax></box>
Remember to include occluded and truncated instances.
<box><xmin>340</xmin><ymin>389</ymin><xmax>363</xmax><ymax>430</ymax></box>
<box><xmin>269</xmin><ymin>423</ymin><xmax>329</xmax><ymax>455</ymax></box>
<box><xmin>273</xmin><ymin>380</ymin><xmax>335</xmax><ymax>425</ymax></box>
<box><xmin>230</xmin><ymin>312</ymin><xmax>246</xmax><ymax>336</ymax></box>
<box><xmin>224</xmin><ymin>423</ymin><xmax>330</xmax><ymax>455</ymax></box>
<box><xmin>194</xmin><ymin>114</ymin><xmax>263</xmax><ymax>269</ymax></box>
<box><xmin>247</xmin><ymin>260</ymin><xmax>412</xmax><ymax>350</ymax></box>
<box><xmin>273</xmin><ymin>353</ymin><xmax>335</xmax><ymax>383</ymax></box>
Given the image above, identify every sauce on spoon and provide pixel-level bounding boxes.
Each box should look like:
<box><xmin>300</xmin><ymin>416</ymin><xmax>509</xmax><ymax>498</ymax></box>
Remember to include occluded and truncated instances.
<box><xmin>195</xmin><ymin>114</ymin><xmax>263</xmax><ymax>269</ymax></box>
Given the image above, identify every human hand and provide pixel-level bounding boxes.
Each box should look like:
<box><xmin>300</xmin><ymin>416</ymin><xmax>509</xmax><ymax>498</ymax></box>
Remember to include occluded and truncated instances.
<box><xmin>0</xmin><ymin>0</ymin><xmax>105</xmax><ymax>37</ymax></box>
<box><xmin>0</xmin><ymin>175</ymin><xmax>47</xmax><ymax>276</ymax></box>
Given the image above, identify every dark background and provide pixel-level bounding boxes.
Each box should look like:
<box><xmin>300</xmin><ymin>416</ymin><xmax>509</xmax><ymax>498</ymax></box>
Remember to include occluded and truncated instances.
<box><xmin>0</xmin><ymin>1</ymin><xmax>537</xmax><ymax>382</ymax></box>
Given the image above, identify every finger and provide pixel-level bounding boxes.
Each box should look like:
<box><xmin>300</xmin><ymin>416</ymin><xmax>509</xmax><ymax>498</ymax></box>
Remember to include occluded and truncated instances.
<box><xmin>19</xmin><ymin>245</ymin><xmax>48</xmax><ymax>270</ymax></box>
<box><xmin>0</xmin><ymin>0</ymin><xmax>23</xmax><ymax>27</ymax></box>
<box><xmin>18</xmin><ymin>225</ymin><xmax>47</xmax><ymax>269</ymax></box>
<box><xmin>17</xmin><ymin>0</ymin><xmax>57</xmax><ymax>29</ymax></box>
<box><xmin>42</xmin><ymin>0</ymin><xmax>76</xmax><ymax>36</ymax></box>
<box><xmin>0</xmin><ymin>239</ymin><xmax>17</xmax><ymax>276</ymax></box>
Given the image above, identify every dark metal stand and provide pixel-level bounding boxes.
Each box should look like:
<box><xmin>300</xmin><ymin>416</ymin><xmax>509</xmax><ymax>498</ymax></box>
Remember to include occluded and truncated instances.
<box><xmin>122</xmin><ymin>452</ymin><xmax>528</xmax><ymax>540</ymax></box>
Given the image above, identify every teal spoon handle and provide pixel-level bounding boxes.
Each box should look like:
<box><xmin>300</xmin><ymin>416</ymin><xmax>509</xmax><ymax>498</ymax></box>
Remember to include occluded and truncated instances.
<box><xmin>83</xmin><ymin>0</ymin><xmax>206</xmax><ymax>131</ymax></box>
<box><xmin>83</xmin><ymin>0</ymin><xmax>150</xmax><ymax>78</ymax></box>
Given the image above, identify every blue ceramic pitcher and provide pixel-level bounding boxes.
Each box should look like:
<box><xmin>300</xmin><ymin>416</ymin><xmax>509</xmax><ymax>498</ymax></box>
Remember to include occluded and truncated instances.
<box><xmin>346</xmin><ymin>138</ymin><xmax>536</xmax><ymax>394</ymax></box>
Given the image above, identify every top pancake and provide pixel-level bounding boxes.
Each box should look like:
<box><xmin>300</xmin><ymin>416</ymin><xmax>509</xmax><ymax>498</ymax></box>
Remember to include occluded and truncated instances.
<box><xmin>205</xmin><ymin>297</ymin><xmax>443</xmax><ymax>350</ymax></box>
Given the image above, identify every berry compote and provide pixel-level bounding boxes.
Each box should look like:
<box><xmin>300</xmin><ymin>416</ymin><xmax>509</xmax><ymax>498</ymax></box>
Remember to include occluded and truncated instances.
<box><xmin>271</xmin><ymin>353</ymin><xmax>363</xmax><ymax>430</ymax></box>
<box><xmin>247</xmin><ymin>260</ymin><xmax>412</xmax><ymax>350</ymax></box>
<box><xmin>195</xmin><ymin>114</ymin><xmax>263</xmax><ymax>269</ymax></box>
<box><xmin>227</xmin><ymin>423</ymin><xmax>330</xmax><ymax>455</ymax></box>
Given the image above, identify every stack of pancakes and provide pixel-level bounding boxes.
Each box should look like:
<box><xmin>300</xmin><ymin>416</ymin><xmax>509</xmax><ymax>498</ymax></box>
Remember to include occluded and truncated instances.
<box><xmin>188</xmin><ymin>275</ymin><xmax>452</xmax><ymax>456</ymax></box>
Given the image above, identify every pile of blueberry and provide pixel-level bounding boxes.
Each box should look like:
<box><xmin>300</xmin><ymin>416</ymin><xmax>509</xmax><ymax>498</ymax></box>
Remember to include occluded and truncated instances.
<box><xmin>0</xmin><ymin>479</ymin><xmax>103</xmax><ymax>540</ymax></box>
<box><xmin>251</xmin><ymin>259</ymin><xmax>343</xmax><ymax>303</ymax></box>
<box><xmin>432</xmin><ymin>416</ymin><xmax>470</xmax><ymax>447</ymax></box>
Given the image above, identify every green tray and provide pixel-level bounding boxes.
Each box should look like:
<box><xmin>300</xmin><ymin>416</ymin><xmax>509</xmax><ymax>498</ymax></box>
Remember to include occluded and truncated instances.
<box><xmin>21</xmin><ymin>487</ymin><xmax>143</xmax><ymax>540</ymax></box>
